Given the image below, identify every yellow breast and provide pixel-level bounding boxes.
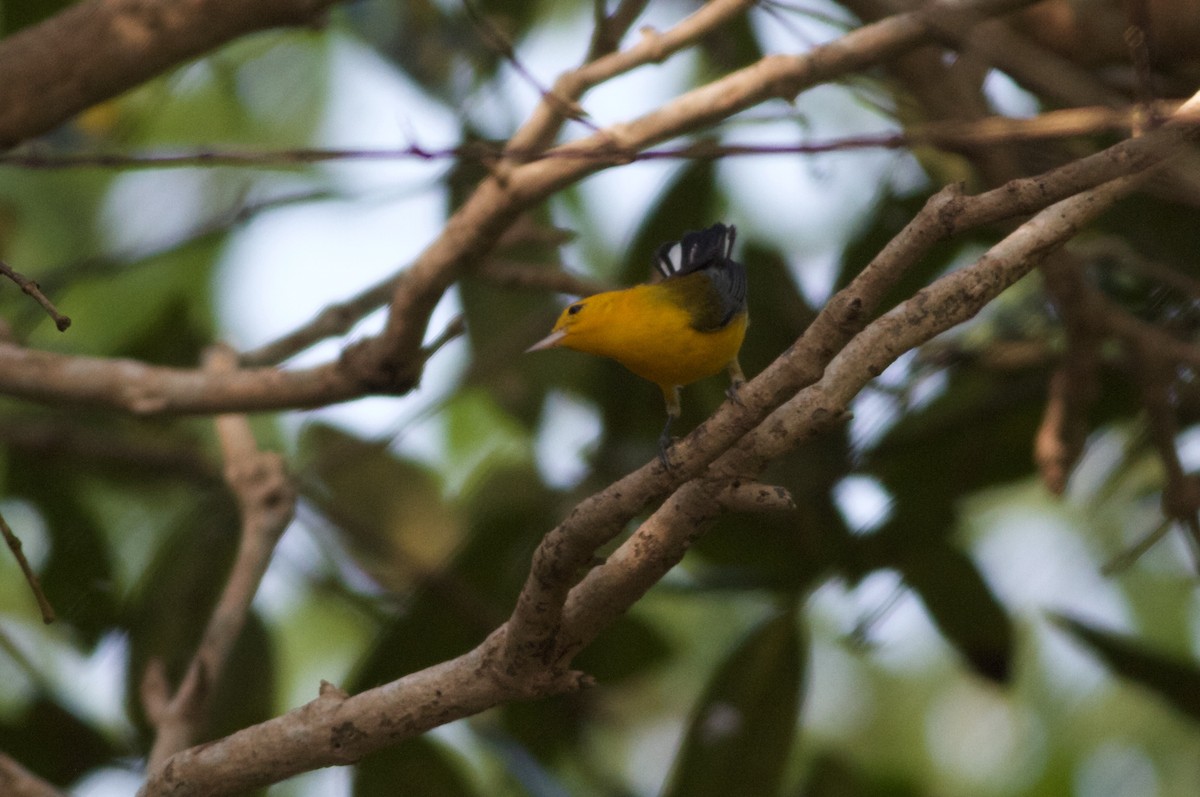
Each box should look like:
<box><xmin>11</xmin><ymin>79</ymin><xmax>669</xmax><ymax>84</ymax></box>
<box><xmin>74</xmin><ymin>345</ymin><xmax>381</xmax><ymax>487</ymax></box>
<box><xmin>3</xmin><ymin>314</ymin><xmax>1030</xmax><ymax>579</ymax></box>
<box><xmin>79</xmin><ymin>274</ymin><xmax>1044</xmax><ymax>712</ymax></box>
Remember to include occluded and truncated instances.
<box><xmin>554</xmin><ymin>284</ymin><xmax>748</xmax><ymax>390</ymax></box>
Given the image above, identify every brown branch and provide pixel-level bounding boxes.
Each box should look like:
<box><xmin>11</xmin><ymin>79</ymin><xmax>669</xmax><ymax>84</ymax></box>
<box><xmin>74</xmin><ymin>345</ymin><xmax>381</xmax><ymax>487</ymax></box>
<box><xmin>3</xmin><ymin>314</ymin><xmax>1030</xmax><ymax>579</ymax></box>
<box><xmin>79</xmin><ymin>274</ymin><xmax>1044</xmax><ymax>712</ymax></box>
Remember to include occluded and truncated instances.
<box><xmin>0</xmin><ymin>752</ymin><xmax>66</xmax><ymax>797</ymax></box>
<box><xmin>143</xmin><ymin>346</ymin><xmax>297</xmax><ymax>770</ymax></box>
<box><xmin>0</xmin><ymin>261</ymin><xmax>70</xmax><ymax>331</ymax></box>
<box><xmin>0</xmin><ymin>0</ymin><xmax>345</xmax><ymax>149</ymax></box>
<box><xmin>0</xmin><ymin>346</ymin><xmax>372</xmax><ymax>413</ymax></box>
<box><xmin>0</xmin><ymin>510</ymin><xmax>54</xmax><ymax>624</ymax></box>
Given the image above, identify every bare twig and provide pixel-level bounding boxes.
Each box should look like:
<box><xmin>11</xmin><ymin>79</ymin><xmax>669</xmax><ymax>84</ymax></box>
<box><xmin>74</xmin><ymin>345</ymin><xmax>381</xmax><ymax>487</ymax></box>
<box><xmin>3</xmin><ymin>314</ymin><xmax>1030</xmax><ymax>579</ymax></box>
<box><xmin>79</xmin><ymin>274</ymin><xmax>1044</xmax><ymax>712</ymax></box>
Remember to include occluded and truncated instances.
<box><xmin>143</xmin><ymin>346</ymin><xmax>296</xmax><ymax>770</ymax></box>
<box><xmin>462</xmin><ymin>0</ymin><xmax>595</xmax><ymax>132</ymax></box>
<box><xmin>0</xmin><ymin>262</ymin><xmax>70</xmax><ymax>332</ymax></box>
<box><xmin>0</xmin><ymin>510</ymin><xmax>55</xmax><ymax>624</ymax></box>
<box><xmin>1</xmin><ymin>103</ymin><xmax>1180</xmax><ymax>172</ymax></box>
<box><xmin>0</xmin><ymin>752</ymin><xmax>67</xmax><ymax>797</ymax></box>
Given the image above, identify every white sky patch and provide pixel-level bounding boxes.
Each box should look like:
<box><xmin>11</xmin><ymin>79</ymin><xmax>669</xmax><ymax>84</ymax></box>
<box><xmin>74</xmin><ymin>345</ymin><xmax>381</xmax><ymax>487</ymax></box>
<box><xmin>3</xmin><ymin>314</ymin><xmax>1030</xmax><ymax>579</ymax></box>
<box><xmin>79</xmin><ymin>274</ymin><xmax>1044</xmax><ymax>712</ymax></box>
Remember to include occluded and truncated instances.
<box><xmin>810</xmin><ymin>571</ymin><xmax>950</xmax><ymax>673</ymax></box>
<box><xmin>982</xmin><ymin>68</ymin><xmax>1041</xmax><ymax>119</ymax></box>
<box><xmin>925</xmin><ymin>680</ymin><xmax>1047</xmax><ymax>794</ymax></box>
<box><xmin>72</xmin><ymin>768</ymin><xmax>145</xmax><ymax>797</ymax></box>
<box><xmin>0</xmin><ymin>498</ymin><xmax>49</xmax><ymax>570</ymax></box>
<box><xmin>970</xmin><ymin>509</ymin><xmax>1129</xmax><ymax>621</ymax></box>
<box><xmin>833</xmin><ymin>474</ymin><xmax>893</xmax><ymax>533</ymax></box>
<box><xmin>1073</xmin><ymin>740</ymin><xmax>1160</xmax><ymax>797</ymax></box>
<box><xmin>1174</xmin><ymin>424</ymin><xmax>1200</xmax><ymax>471</ymax></box>
<box><xmin>803</xmin><ymin>639</ymin><xmax>875</xmax><ymax>739</ymax></box>
<box><xmin>848</xmin><ymin>384</ymin><xmax>900</xmax><ymax>453</ymax></box>
<box><xmin>534</xmin><ymin>391</ymin><xmax>603</xmax><ymax>489</ymax></box>
<box><xmin>99</xmin><ymin>169</ymin><xmax>212</xmax><ymax>257</ymax></box>
<box><xmin>315</xmin><ymin>32</ymin><xmax>459</xmax><ymax>192</ymax></box>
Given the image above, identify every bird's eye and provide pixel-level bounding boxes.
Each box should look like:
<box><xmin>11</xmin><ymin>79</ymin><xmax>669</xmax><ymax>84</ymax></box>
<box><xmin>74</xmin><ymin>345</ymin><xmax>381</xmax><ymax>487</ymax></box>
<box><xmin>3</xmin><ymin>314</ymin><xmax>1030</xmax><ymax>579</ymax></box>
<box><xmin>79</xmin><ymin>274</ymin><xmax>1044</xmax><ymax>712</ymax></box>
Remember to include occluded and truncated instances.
<box><xmin>567</xmin><ymin>303</ymin><xmax>584</xmax><ymax>315</ymax></box>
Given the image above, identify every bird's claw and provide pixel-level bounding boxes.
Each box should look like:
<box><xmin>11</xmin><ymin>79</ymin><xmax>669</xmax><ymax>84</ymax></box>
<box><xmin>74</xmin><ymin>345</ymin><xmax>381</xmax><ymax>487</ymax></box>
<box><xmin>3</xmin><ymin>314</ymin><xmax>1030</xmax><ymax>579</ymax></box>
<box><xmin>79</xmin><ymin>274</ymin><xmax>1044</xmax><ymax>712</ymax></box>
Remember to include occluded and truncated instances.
<box><xmin>658</xmin><ymin>436</ymin><xmax>676</xmax><ymax>471</ymax></box>
<box><xmin>726</xmin><ymin>380</ymin><xmax>746</xmax><ymax>407</ymax></box>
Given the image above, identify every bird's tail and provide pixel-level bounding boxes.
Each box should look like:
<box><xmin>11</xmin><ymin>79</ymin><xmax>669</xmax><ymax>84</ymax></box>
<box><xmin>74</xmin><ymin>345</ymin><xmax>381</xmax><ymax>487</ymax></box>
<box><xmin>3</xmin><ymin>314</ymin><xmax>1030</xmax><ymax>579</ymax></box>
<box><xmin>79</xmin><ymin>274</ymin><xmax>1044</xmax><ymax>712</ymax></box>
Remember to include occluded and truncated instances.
<box><xmin>655</xmin><ymin>223</ymin><xmax>736</xmax><ymax>279</ymax></box>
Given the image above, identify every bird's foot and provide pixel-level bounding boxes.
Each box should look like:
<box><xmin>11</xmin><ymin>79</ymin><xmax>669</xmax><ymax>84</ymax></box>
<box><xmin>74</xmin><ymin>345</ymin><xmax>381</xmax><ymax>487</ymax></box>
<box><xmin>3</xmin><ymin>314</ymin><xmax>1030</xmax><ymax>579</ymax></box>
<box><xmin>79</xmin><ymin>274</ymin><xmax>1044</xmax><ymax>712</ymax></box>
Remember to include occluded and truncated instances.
<box><xmin>726</xmin><ymin>379</ymin><xmax>746</xmax><ymax>406</ymax></box>
<box><xmin>658</xmin><ymin>431</ymin><xmax>677</xmax><ymax>471</ymax></box>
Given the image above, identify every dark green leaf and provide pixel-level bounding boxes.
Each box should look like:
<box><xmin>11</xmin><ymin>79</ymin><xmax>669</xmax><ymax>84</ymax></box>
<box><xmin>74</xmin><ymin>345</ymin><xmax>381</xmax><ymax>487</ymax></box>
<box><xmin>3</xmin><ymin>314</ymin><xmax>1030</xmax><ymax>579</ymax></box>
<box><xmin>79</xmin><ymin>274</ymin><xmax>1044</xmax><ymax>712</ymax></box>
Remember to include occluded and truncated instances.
<box><xmin>662</xmin><ymin>609</ymin><xmax>805</xmax><ymax>797</ymax></box>
<box><xmin>5</xmin><ymin>463</ymin><xmax>117</xmax><ymax>645</ymax></box>
<box><xmin>349</xmin><ymin>463</ymin><xmax>551</xmax><ymax>689</ymax></box>
<box><xmin>355</xmin><ymin>736</ymin><xmax>477</xmax><ymax>797</ymax></box>
<box><xmin>204</xmin><ymin>610</ymin><xmax>276</xmax><ymax>746</ymax></box>
<box><xmin>1051</xmin><ymin>613</ymin><xmax>1200</xmax><ymax>722</ymax></box>
<box><xmin>899</xmin><ymin>544</ymin><xmax>1012</xmax><ymax>683</ymax></box>
<box><xmin>792</xmin><ymin>751</ymin><xmax>921</xmax><ymax>797</ymax></box>
<box><xmin>124</xmin><ymin>491</ymin><xmax>240</xmax><ymax>742</ymax></box>
<box><xmin>0</xmin><ymin>697</ymin><xmax>119</xmax><ymax>787</ymax></box>
<box><xmin>299</xmin><ymin>423</ymin><xmax>463</xmax><ymax>593</ymax></box>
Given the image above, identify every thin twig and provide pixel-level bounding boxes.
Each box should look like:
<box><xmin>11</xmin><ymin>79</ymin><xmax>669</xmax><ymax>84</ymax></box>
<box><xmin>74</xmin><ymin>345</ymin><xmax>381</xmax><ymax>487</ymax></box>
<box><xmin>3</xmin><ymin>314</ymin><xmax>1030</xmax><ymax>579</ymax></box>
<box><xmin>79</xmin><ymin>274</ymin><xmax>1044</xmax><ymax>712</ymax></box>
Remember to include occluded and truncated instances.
<box><xmin>0</xmin><ymin>103</ymin><xmax>1180</xmax><ymax>172</ymax></box>
<box><xmin>0</xmin><ymin>261</ymin><xmax>70</xmax><ymax>331</ymax></box>
<box><xmin>0</xmin><ymin>510</ymin><xmax>55</xmax><ymax>623</ymax></box>
<box><xmin>461</xmin><ymin>0</ymin><xmax>595</xmax><ymax>131</ymax></box>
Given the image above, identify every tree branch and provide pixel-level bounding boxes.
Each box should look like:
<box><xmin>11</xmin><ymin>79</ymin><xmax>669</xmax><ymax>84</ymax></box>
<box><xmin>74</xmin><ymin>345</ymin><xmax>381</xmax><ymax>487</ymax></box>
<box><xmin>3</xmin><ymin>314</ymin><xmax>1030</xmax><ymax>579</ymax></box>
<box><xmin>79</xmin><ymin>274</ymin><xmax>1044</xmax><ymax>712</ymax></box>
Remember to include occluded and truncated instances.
<box><xmin>0</xmin><ymin>753</ymin><xmax>66</xmax><ymax>797</ymax></box>
<box><xmin>0</xmin><ymin>511</ymin><xmax>54</xmax><ymax>623</ymax></box>
<box><xmin>0</xmin><ymin>0</ymin><xmax>345</xmax><ymax>148</ymax></box>
<box><xmin>0</xmin><ymin>261</ymin><xmax>70</xmax><ymax>331</ymax></box>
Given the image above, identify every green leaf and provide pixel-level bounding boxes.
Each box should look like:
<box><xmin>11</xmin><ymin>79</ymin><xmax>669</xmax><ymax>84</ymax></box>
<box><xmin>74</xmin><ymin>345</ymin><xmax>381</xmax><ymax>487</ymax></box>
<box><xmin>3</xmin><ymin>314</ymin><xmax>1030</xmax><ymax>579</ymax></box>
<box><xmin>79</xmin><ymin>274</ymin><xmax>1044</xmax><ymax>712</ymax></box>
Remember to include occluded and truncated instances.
<box><xmin>299</xmin><ymin>423</ymin><xmax>463</xmax><ymax>592</ymax></box>
<box><xmin>124</xmin><ymin>491</ymin><xmax>240</xmax><ymax>742</ymax></box>
<box><xmin>792</xmin><ymin>751</ymin><xmax>921</xmax><ymax>797</ymax></box>
<box><xmin>0</xmin><ymin>697</ymin><xmax>119</xmax><ymax>787</ymax></box>
<box><xmin>662</xmin><ymin>609</ymin><xmax>805</xmax><ymax>797</ymax></box>
<box><xmin>348</xmin><ymin>463</ymin><xmax>553</xmax><ymax>689</ymax></box>
<box><xmin>1051</xmin><ymin>613</ymin><xmax>1200</xmax><ymax>722</ymax></box>
<box><xmin>354</xmin><ymin>736</ymin><xmax>478</xmax><ymax>797</ymax></box>
<box><xmin>899</xmin><ymin>545</ymin><xmax>1012</xmax><ymax>683</ymax></box>
<box><xmin>204</xmin><ymin>610</ymin><xmax>276</xmax><ymax>746</ymax></box>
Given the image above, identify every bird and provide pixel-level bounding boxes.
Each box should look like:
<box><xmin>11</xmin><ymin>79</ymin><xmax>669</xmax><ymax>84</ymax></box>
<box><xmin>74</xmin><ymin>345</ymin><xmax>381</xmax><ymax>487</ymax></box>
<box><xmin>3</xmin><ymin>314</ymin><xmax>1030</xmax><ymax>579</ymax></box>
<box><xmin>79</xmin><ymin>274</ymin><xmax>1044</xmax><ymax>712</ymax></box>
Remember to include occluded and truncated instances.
<box><xmin>527</xmin><ymin>222</ymin><xmax>748</xmax><ymax>466</ymax></box>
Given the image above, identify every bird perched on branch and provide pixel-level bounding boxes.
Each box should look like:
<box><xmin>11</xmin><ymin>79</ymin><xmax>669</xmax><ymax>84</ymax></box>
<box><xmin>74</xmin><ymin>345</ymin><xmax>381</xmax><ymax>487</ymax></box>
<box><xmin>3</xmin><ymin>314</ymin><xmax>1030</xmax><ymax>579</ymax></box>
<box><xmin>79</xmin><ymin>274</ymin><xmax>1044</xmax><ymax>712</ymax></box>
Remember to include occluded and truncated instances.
<box><xmin>527</xmin><ymin>222</ymin><xmax>748</xmax><ymax>466</ymax></box>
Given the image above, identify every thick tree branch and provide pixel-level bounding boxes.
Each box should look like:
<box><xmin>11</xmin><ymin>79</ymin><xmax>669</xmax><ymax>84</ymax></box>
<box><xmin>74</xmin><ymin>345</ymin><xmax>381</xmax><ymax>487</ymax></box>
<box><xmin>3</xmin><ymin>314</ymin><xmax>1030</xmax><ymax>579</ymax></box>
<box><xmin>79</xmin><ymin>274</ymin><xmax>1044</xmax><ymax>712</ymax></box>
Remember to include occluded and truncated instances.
<box><xmin>0</xmin><ymin>0</ymin><xmax>345</xmax><ymax>148</ymax></box>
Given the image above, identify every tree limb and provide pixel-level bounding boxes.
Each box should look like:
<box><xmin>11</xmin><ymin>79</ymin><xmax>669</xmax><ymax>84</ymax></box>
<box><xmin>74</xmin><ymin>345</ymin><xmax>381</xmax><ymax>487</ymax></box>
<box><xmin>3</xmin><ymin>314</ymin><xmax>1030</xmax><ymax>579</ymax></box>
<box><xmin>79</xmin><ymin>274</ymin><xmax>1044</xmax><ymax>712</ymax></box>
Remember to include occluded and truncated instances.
<box><xmin>0</xmin><ymin>0</ymin><xmax>345</xmax><ymax>148</ymax></box>
<box><xmin>0</xmin><ymin>753</ymin><xmax>66</xmax><ymax>797</ymax></box>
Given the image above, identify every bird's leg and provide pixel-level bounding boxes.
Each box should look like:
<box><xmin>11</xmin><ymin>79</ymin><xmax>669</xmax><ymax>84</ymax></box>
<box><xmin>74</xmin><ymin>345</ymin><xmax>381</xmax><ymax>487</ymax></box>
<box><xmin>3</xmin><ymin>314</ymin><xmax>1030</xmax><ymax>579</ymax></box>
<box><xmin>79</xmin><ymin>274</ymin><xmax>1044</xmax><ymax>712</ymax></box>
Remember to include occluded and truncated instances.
<box><xmin>658</xmin><ymin>385</ymin><xmax>681</xmax><ymax>469</ymax></box>
<box><xmin>725</xmin><ymin>358</ymin><xmax>746</xmax><ymax>406</ymax></box>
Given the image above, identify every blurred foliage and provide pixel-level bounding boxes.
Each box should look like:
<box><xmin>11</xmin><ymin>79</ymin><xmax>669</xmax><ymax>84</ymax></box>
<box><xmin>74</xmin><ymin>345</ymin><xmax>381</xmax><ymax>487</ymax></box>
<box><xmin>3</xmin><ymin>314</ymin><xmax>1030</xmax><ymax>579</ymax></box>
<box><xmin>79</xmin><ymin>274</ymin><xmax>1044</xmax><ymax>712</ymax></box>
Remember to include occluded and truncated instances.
<box><xmin>0</xmin><ymin>1</ymin><xmax>1199</xmax><ymax>796</ymax></box>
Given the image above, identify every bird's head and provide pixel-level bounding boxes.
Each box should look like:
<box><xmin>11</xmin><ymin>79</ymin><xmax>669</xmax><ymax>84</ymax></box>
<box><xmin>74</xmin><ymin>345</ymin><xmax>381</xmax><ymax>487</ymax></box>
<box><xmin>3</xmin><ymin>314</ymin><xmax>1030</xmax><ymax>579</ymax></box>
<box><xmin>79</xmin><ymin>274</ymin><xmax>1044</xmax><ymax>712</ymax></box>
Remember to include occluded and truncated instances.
<box><xmin>526</xmin><ymin>297</ymin><xmax>598</xmax><ymax>353</ymax></box>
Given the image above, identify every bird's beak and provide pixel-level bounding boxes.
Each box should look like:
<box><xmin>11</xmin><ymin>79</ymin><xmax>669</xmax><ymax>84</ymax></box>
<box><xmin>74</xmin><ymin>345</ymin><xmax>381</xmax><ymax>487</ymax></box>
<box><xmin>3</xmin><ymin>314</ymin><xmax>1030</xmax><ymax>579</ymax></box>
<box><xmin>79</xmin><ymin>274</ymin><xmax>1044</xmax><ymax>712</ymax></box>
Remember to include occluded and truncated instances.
<box><xmin>526</xmin><ymin>328</ymin><xmax>567</xmax><ymax>352</ymax></box>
